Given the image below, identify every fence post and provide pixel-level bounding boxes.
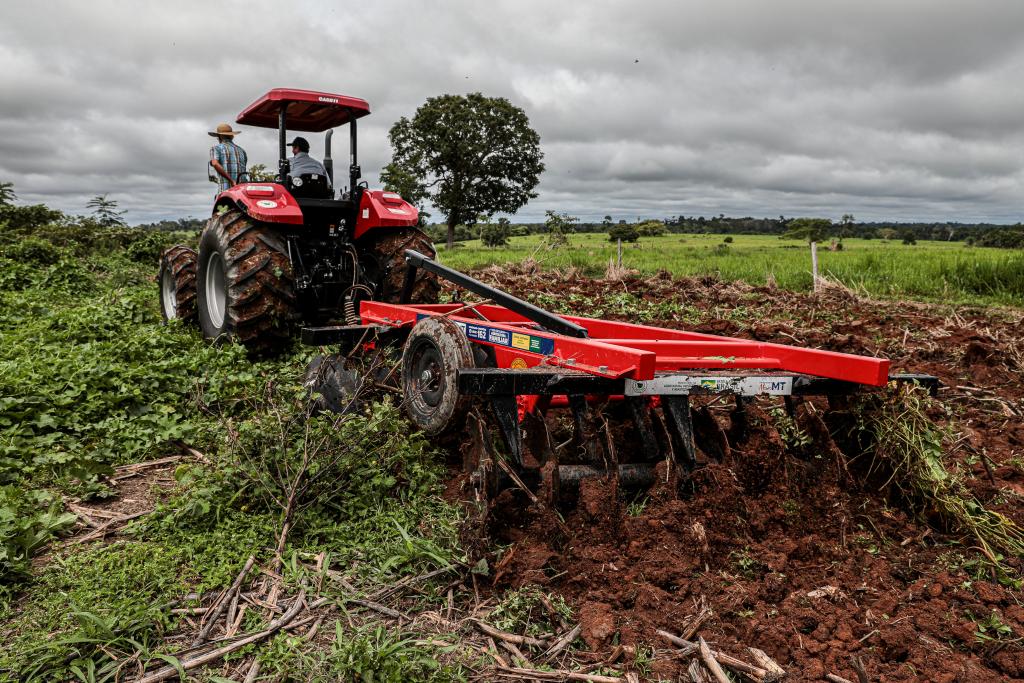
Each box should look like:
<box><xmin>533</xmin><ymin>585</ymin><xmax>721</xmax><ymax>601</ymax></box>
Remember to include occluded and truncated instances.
<box><xmin>810</xmin><ymin>240</ymin><xmax>819</xmax><ymax>292</ymax></box>
<box><xmin>617</xmin><ymin>239</ymin><xmax>623</xmax><ymax>268</ymax></box>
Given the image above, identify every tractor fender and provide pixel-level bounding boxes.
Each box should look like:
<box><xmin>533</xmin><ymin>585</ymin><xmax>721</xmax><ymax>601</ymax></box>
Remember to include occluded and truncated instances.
<box><xmin>213</xmin><ymin>183</ymin><xmax>303</xmax><ymax>225</ymax></box>
<box><xmin>352</xmin><ymin>190</ymin><xmax>419</xmax><ymax>239</ymax></box>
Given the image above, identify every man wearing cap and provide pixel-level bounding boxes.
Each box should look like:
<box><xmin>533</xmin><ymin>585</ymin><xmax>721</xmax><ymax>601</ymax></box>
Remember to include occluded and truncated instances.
<box><xmin>208</xmin><ymin>123</ymin><xmax>248</xmax><ymax>193</ymax></box>
<box><xmin>287</xmin><ymin>136</ymin><xmax>330</xmax><ymax>184</ymax></box>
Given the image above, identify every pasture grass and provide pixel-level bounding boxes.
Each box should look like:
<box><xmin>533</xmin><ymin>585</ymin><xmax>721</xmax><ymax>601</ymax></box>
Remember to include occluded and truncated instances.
<box><xmin>437</xmin><ymin>233</ymin><xmax>1024</xmax><ymax>308</ymax></box>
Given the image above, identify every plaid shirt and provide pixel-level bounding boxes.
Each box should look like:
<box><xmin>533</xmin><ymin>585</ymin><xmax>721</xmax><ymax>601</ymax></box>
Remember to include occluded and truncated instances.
<box><xmin>210</xmin><ymin>140</ymin><xmax>248</xmax><ymax>192</ymax></box>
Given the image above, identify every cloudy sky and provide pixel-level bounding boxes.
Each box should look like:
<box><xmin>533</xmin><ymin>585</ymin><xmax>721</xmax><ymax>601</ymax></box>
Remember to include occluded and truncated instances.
<box><xmin>2</xmin><ymin>0</ymin><xmax>1024</xmax><ymax>224</ymax></box>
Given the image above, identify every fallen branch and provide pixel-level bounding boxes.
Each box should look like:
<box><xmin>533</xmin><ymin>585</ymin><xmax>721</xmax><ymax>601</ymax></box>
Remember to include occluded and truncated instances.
<box><xmin>368</xmin><ymin>564</ymin><xmax>460</xmax><ymax>602</ymax></box>
<box><xmin>699</xmin><ymin>637</ymin><xmax>731</xmax><ymax>683</ymax></box>
<box><xmin>474</xmin><ymin>620</ymin><xmax>549</xmax><ymax>649</ymax></box>
<box><xmin>688</xmin><ymin>659</ymin><xmax>710</xmax><ymax>683</ymax></box>
<box><xmin>748</xmin><ymin>647</ymin><xmax>786</xmax><ymax>678</ymax></box>
<box><xmin>347</xmin><ymin>598</ymin><xmax>405</xmax><ymax>620</ymax></box>
<box><xmin>656</xmin><ymin>630</ymin><xmax>773</xmax><ymax>682</ymax></box>
<box><xmin>826</xmin><ymin>675</ymin><xmax>853</xmax><ymax>683</ymax></box>
<box><xmin>74</xmin><ymin>509</ymin><xmax>152</xmax><ymax>544</ymax></box>
<box><xmin>540</xmin><ymin>623</ymin><xmax>582</xmax><ymax>662</ymax></box>
<box><xmin>193</xmin><ymin>556</ymin><xmax>255</xmax><ymax>646</ymax></box>
<box><xmin>495</xmin><ymin>666</ymin><xmax>624</xmax><ymax>682</ymax></box>
<box><xmin>114</xmin><ymin>455</ymin><xmax>182</xmax><ymax>474</ymax></box>
<box><xmin>138</xmin><ymin>591</ymin><xmax>306</xmax><ymax>683</ymax></box>
<box><xmin>679</xmin><ymin>600</ymin><xmax>714</xmax><ymax>641</ymax></box>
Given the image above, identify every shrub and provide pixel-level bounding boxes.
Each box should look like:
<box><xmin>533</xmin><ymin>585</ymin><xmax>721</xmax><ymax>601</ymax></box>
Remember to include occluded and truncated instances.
<box><xmin>608</xmin><ymin>224</ymin><xmax>639</xmax><ymax>243</ymax></box>
<box><xmin>723</xmin><ymin>236</ymin><xmax>734</xmax><ymax>243</ymax></box>
<box><xmin>480</xmin><ymin>221</ymin><xmax>511</xmax><ymax>248</ymax></box>
<box><xmin>0</xmin><ymin>236</ymin><xmax>62</xmax><ymax>265</ymax></box>
<box><xmin>635</xmin><ymin>220</ymin><xmax>667</xmax><ymax>237</ymax></box>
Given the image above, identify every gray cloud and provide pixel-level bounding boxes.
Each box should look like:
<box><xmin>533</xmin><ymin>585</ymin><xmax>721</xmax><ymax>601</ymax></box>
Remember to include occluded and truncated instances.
<box><xmin>1</xmin><ymin>0</ymin><xmax>1022</xmax><ymax>224</ymax></box>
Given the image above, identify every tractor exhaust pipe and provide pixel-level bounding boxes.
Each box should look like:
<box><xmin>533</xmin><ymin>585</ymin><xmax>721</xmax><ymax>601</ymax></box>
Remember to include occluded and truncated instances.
<box><xmin>324</xmin><ymin>130</ymin><xmax>334</xmax><ymax>187</ymax></box>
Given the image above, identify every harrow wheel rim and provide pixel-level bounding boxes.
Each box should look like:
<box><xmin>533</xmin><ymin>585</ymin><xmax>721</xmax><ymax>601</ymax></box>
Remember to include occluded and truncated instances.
<box><xmin>204</xmin><ymin>250</ymin><xmax>227</xmax><ymax>329</ymax></box>
<box><xmin>410</xmin><ymin>342</ymin><xmax>445</xmax><ymax>407</ymax></box>
<box><xmin>160</xmin><ymin>266</ymin><xmax>177</xmax><ymax>319</ymax></box>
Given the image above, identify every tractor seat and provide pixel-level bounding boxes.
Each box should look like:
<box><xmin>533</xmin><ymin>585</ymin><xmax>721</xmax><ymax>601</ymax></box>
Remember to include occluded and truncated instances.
<box><xmin>288</xmin><ymin>173</ymin><xmax>332</xmax><ymax>199</ymax></box>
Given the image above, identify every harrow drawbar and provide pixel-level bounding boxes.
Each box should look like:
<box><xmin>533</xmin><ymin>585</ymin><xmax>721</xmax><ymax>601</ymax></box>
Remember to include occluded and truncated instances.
<box><xmin>303</xmin><ymin>251</ymin><xmax>937</xmax><ymax>505</ymax></box>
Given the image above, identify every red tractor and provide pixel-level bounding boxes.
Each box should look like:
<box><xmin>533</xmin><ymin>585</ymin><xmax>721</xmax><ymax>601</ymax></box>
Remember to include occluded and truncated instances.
<box><xmin>158</xmin><ymin>88</ymin><xmax>438</xmax><ymax>352</ymax></box>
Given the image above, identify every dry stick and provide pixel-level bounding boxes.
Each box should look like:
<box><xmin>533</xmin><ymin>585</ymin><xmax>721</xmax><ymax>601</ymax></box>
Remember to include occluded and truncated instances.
<box><xmin>657</xmin><ymin>631</ymin><xmax>771</xmax><ymax>681</ymax></box>
<box><xmin>173</xmin><ymin>440</ymin><xmax>211</xmax><ymax>463</ymax></box>
<box><xmin>487</xmin><ymin>638</ymin><xmax>510</xmax><ymax>668</ymax></box>
<box><xmin>138</xmin><ymin>591</ymin><xmax>306</xmax><ymax>683</ymax></box>
<box><xmin>495</xmin><ymin>667</ymin><xmax>623</xmax><ymax>683</ymax></box>
<box><xmin>850</xmin><ymin>655</ymin><xmax>869</xmax><ymax>683</ymax></box>
<box><xmin>687</xmin><ymin>659</ymin><xmax>710</xmax><ymax>683</ymax></box>
<box><xmin>242</xmin><ymin>661</ymin><xmax>261</xmax><ymax>683</ymax></box>
<box><xmin>826</xmin><ymin>675</ymin><xmax>854</xmax><ymax>683</ymax></box>
<box><xmin>540</xmin><ymin>623</ymin><xmax>582</xmax><ymax>662</ymax></box>
<box><xmin>114</xmin><ymin>455</ymin><xmax>182</xmax><ymax>473</ymax></box>
<box><xmin>748</xmin><ymin>647</ymin><xmax>786</xmax><ymax>678</ymax></box>
<box><xmin>369</xmin><ymin>564</ymin><xmax>459</xmax><ymax>602</ymax></box>
<box><xmin>74</xmin><ymin>509</ymin><xmax>152</xmax><ymax>544</ymax></box>
<box><xmin>474</xmin><ymin>620</ymin><xmax>550</xmax><ymax>649</ymax></box>
<box><xmin>193</xmin><ymin>555</ymin><xmax>255</xmax><ymax>646</ymax></box>
<box><xmin>538</xmin><ymin>593</ymin><xmax>571</xmax><ymax>632</ymax></box>
<box><xmin>499</xmin><ymin>640</ymin><xmax>530</xmax><ymax>667</ymax></box>
<box><xmin>348</xmin><ymin>598</ymin><xmax>405</xmax><ymax>620</ymax></box>
<box><xmin>680</xmin><ymin>605</ymin><xmax>714</xmax><ymax>641</ymax></box>
<box><xmin>698</xmin><ymin>637</ymin><xmax>731</xmax><ymax>683</ymax></box>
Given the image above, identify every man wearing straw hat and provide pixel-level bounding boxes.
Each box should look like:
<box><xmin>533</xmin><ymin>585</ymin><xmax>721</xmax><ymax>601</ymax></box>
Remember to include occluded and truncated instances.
<box><xmin>208</xmin><ymin>123</ymin><xmax>248</xmax><ymax>193</ymax></box>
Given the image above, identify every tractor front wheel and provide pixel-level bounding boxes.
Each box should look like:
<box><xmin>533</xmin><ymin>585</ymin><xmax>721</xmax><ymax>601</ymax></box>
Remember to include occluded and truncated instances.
<box><xmin>158</xmin><ymin>245</ymin><xmax>198</xmax><ymax>323</ymax></box>
<box><xmin>197</xmin><ymin>209</ymin><xmax>297</xmax><ymax>353</ymax></box>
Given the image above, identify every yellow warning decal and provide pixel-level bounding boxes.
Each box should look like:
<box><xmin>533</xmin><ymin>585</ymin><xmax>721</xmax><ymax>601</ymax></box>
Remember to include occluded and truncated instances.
<box><xmin>511</xmin><ymin>333</ymin><xmax>531</xmax><ymax>350</ymax></box>
<box><xmin>510</xmin><ymin>357</ymin><xmax>528</xmax><ymax>369</ymax></box>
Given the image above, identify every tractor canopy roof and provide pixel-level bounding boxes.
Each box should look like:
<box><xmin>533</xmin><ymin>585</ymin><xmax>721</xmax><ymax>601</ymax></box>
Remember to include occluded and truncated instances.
<box><xmin>236</xmin><ymin>88</ymin><xmax>370</xmax><ymax>132</ymax></box>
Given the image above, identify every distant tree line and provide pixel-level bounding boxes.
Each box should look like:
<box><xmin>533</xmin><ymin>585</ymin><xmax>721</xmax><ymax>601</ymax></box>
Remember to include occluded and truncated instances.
<box><xmin>424</xmin><ymin>213</ymin><xmax>1023</xmax><ymax>249</ymax></box>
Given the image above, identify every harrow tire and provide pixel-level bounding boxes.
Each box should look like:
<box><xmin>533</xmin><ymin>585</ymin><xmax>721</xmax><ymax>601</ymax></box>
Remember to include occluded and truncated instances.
<box><xmin>197</xmin><ymin>209</ymin><xmax>297</xmax><ymax>354</ymax></box>
<box><xmin>303</xmin><ymin>354</ymin><xmax>363</xmax><ymax>415</ymax></box>
<box><xmin>401</xmin><ymin>317</ymin><xmax>474</xmax><ymax>436</ymax></box>
<box><xmin>363</xmin><ymin>229</ymin><xmax>440</xmax><ymax>304</ymax></box>
<box><xmin>158</xmin><ymin>245</ymin><xmax>198</xmax><ymax>324</ymax></box>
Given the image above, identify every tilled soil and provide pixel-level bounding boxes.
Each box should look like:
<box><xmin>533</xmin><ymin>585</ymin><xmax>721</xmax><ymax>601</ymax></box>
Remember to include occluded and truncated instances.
<box><xmin>450</xmin><ymin>266</ymin><xmax>1024</xmax><ymax>682</ymax></box>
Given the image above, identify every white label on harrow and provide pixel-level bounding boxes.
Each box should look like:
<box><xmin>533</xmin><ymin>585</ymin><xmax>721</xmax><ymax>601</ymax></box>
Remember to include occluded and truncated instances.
<box><xmin>624</xmin><ymin>375</ymin><xmax>794</xmax><ymax>396</ymax></box>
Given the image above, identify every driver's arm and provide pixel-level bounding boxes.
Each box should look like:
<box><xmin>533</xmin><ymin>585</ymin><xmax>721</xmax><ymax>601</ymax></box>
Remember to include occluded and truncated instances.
<box><xmin>210</xmin><ymin>159</ymin><xmax>232</xmax><ymax>181</ymax></box>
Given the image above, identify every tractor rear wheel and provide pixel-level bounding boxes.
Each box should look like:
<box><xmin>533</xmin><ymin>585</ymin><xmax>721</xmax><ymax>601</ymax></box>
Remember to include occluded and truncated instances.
<box><xmin>364</xmin><ymin>229</ymin><xmax>441</xmax><ymax>303</ymax></box>
<box><xmin>197</xmin><ymin>209</ymin><xmax>297</xmax><ymax>353</ymax></box>
<box><xmin>158</xmin><ymin>245</ymin><xmax>198</xmax><ymax>323</ymax></box>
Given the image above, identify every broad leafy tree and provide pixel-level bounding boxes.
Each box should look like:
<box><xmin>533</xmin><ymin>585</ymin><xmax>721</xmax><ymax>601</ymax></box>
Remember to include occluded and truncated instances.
<box><xmin>87</xmin><ymin>194</ymin><xmax>127</xmax><ymax>228</ymax></box>
<box><xmin>783</xmin><ymin>217</ymin><xmax>832</xmax><ymax>244</ymax></box>
<box><xmin>381</xmin><ymin>93</ymin><xmax>544</xmax><ymax>249</ymax></box>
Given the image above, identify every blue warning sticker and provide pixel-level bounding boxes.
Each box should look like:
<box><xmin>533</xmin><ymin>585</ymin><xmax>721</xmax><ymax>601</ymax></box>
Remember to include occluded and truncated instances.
<box><xmin>416</xmin><ymin>314</ymin><xmax>554</xmax><ymax>355</ymax></box>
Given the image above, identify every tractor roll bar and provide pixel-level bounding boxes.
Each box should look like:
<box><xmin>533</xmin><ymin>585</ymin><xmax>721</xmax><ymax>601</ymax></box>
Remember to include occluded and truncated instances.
<box><xmin>278</xmin><ymin>107</ymin><xmax>289</xmax><ymax>179</ymax></box>
<box><xmin>349</xmin><ymin>118</ymin><xmax>360</xmax><ymax>192</ymax></box>
<box><xmin>324</xmin><ymin>130</ymin><xmax>334</xmax><ymax>186</ymax></box>
<box><xmin>400</xmin><ymin>250</ymin><xmax>588</xmax><ymax>338</ymax></box>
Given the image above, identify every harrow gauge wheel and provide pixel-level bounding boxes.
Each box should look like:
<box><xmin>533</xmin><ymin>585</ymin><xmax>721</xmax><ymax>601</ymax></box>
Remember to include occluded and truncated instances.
<box><xmin>401</xmin><ymin>317</ymin><xmax>474</xmax><ymax>435</ymax></box>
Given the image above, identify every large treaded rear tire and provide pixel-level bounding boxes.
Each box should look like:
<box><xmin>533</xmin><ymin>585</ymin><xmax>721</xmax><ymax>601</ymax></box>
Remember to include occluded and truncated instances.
<box><xmin>158</xmin><ymin>245</ymin><xmax>197</xmax><ymax>324</ymax></box>
<box><xmin>364</xmin><ymin>229</ymin><xmax>441</xmax><ymax>303</ymax></box>
<box><xmin>197</xmin><ymin>209</ymin><xmax>297</xmax><ymax>354</ymax></box>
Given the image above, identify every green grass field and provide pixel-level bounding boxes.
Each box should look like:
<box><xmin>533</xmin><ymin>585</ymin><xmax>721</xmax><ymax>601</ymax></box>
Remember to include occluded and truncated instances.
<box><xmin>436</xmin><ymin>233</ymin><xmax>1024</xmax><ymax>308</ymax></box>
